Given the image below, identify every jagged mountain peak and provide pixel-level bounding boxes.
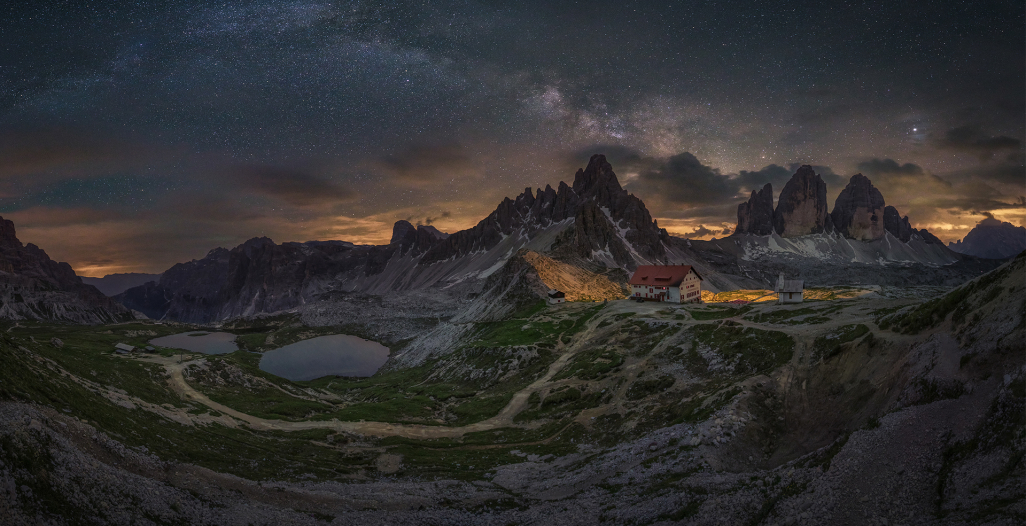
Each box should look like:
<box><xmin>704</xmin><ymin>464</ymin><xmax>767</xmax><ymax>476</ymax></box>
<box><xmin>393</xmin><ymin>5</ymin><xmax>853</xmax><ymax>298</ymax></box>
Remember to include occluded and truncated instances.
<box><xmin>572</xmin><ymin>154</ymin><xmax>625</xmax><ymax>199</ymax></box>
<box><xmin>831</xmin><ymin>173</ymin><xmax>886</xmax><ymax>241</ymax></box>
<box><xmin>773</xmin><ymin>165</ymin><xmax>829</xmax><ymax>237</ymax></box>
<box><xmin>391</xmin><ymin>220</ymin><xmax>416</xmax><ymax>244</ymax></box>
<box><xmin>0</xmin><ymin>217</ymin><xmax>20</xmax><ymax>249</ymax></box>
<box><xmin>735</xmin><ymin>183</ymin><xmax>774</xmax><ymax>236</ymax></box>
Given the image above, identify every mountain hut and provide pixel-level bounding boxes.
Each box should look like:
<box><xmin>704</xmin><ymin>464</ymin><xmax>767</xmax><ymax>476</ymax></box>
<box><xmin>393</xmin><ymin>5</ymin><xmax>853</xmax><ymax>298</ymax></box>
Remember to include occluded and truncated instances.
<box><xmin>548</xmin><ymin>289</ymin><xmax>566</xmax><ymax>304</ymax></box>
<box><xmin>114</xmin><ymin>343</ymin><xmax>136</xmax><ymax>354</ymax></box>
<box><xmin>628</xmin><ymin>265</ymin><xmax>703</xmax><ymax>303</ymax></box>
<box><xmin>776</xmin><ymin>273</ymin><xmax>804</xmax><ymax>304</ymax></box>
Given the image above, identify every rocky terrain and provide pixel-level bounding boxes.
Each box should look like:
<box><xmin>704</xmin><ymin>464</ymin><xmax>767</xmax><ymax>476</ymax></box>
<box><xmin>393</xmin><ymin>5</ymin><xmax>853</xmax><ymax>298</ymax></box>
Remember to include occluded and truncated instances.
<box><xmin>0</xmin><ymin>252</ymin><xmax>1022</xmax><ymax>525</ymax></box>
<box><xmin>948</xmin><ymin>217</ymin><xmax>1026</xmax><ymax>260</ymax></box>
<box><xmin>0</xmin><ymin>217</ymin><xmax>129</xmax><ymax>324</ymax></box>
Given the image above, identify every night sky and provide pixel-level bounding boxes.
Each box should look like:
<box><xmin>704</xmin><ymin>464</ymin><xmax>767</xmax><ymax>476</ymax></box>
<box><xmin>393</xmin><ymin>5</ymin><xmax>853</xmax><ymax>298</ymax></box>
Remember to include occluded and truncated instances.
<box><xmin>2</xmin><ymin>1</ymin><xmax>1023</xmax><ymax>276</ymax></box>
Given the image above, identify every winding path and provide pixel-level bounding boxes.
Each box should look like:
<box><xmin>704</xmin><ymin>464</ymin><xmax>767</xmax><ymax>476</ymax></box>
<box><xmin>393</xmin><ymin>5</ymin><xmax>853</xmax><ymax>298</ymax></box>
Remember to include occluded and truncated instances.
<box><xmin>139</xmin><ymin>332</ymin><xmax>585</xmax><ymax>439</ymax></box>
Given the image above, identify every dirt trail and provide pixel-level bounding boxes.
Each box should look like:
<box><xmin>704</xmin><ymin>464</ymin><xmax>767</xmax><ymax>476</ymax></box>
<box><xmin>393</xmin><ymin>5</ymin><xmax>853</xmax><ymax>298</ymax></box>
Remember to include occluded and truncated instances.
<box><xmin>138</xmin><ymin>332</ymin><xmax>589</xmax><ymax>438</ymax></box>
<box><xmin>138</xmin><ymin>302</ymin><xmax>875</xmax><ymax>439</ymax></box>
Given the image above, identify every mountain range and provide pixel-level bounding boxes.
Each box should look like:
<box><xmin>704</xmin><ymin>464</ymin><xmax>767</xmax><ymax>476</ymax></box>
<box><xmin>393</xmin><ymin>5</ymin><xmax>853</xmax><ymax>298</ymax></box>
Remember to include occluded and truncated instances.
<box><xmin>80</xmin><ymin>272</ymin><xmax>163</xmax><ymax>296</ymax></box>
<box><xmin>735</xmin><ymin>165</ymin><xmax>927</xmax><ymax>244</ymax></box>
<box><xmin>106</xmin><ymin>155</ymin><xmax>1006</xmax><ymax>324</ymax></box>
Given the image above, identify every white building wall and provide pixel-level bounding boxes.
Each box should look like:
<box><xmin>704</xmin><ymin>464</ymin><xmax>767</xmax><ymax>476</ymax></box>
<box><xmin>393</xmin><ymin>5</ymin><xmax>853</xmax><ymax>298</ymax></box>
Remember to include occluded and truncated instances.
<box><xmin>631</xmin><ymin>269</ymin><xmax>703</xmax><ymax>303</ymax></box>
<box><xmin>679</xmin><ymin>272</ymin><xmax>702</xmax><ymax>303</ymax></box>
<box><xmin>778</xmin><ymin>291</ymin><xmax>803</xmax><ymax>304</ymax></box>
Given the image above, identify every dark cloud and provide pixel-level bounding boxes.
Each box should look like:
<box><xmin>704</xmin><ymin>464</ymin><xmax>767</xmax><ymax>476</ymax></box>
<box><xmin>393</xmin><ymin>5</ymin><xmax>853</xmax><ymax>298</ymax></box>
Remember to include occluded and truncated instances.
<box><xmin>856</xmin><ymin>158</ymin><xmax>952</xmax><ymax>187</ymax></box>
<box><xmin>226</xmin><ymin>165</ymin><xmax>354</xmax><ymax>206</ymax></box>
<box><xmin>379</xmin><ymin>143</ymin><xmax>475</xmax><ymax>183</ymax></box>
<box><xmin>0</xmin><ymin>1</ymin><xmax>1021</xmax><ymax>271</ymax></box>
<box><xmin>857</xmin><ymin>158</ymin><xmax>925</xmax><ymax>176</ymax></box>
<box><xmin>626</xmin><ymin>152</ymin><xmax>739</xmax><ymax>207</ymax></box>
<box><xmin>685</xmin><ymin>225</ymin><xmax>714</xmax><ymax>239</ymax></box>
<box><xmin>939</xmin><ymin>126</ymin><xmax>1023</xmax><ymax>160</ymax></box>
<box><xmin>737</xmin><ymin>164</ymin><xmax>791</xmax><ymax>193</ymax></box>
<box><xmin>402</xmin><ymin>210</ymin><xmax>452</xmax><ymax>226</ymax></box>
<box><xmin>0</xmin><ymin>127</ymin><xmax>165</xmax><ymax>180</ymax></box>
<box><xmin>944</xmin><ymin>163</ymin><xmax>1026</xmax><ymax>187</ymax></box>
<box><xmin>785</xmin><ymin>163</ymin><xmax>846</xmax><ymax>189</ymax></box>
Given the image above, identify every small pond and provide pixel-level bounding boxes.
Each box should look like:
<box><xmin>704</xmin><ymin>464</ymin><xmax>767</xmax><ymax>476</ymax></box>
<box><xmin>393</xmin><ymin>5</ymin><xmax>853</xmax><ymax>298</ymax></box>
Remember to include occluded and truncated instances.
<box><xmin>149</xmin><ymin>331</ymin><xmax>239</xmax><ymax>355</ymax></box>
<box><xmin>258</xmin><ymin>335</ymin><xmax>390</xmax><ymax>381</ymax></box>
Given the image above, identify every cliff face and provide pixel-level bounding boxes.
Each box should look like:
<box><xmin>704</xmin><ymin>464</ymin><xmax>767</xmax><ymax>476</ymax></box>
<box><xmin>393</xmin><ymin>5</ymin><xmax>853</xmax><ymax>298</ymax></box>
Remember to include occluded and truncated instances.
<box><xmin>735</xmin><ymin>183</ymin><xmax>775</xmax><ymax>235</ymax></box>
<box><xmin>830</xmin><ymin>174</ymin><xmax>886</xmax><ymax>241</ymax></box>
<box><xmin>883</xmin><ymin>206</ymin><xmax>913</xmax><ymax>242</ymax></box>
<box><xmin>0</xmin><ymin>217</ymin><xmax>130</xmax><ymax>324</ymax></box>
<box><xmin>772</xmin><ymin>166</ymin><xmax>830</xmax><ymax>237</ymax></box>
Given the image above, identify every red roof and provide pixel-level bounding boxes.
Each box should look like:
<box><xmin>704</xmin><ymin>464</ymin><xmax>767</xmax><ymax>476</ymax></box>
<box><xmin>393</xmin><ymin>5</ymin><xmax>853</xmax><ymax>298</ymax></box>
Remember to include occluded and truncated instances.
<box><xmin>628</xmin><ymin>265</ymin><xmax>702</xmax><ymax>286</ymax></box>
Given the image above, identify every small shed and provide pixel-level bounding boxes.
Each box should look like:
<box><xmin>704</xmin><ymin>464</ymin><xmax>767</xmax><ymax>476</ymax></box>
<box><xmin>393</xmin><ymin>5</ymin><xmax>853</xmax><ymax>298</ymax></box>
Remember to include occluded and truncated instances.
<box><xmin>548</xmin><ymin>289</ymin><xmax>566</xmax><ymax>304</ymax></box>
<box><xmin>776</xmin><ymin>273</ymin><xmax>804</xmax><ymax>304</ymax></box>
<box><xmin>114</xmin><ymin>343</ymin><xmax>136</xmax><ymax>354</ymax></box>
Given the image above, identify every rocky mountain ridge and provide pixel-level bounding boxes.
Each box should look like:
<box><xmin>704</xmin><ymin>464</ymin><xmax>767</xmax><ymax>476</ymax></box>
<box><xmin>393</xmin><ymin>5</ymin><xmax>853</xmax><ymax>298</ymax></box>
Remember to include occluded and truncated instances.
<box><xmin>117</xmin><ymin>155</ymin><xmax>674</xmax><ymax>322</ymax></box>
<box><xmin>949</xmin><ymin>217</ymin><xmax>1026</xmax><ymax>259</ymax></box>
<box><xmin>0</xmin><ymin>217</ymin><xmax>130</xmax><ymax>323</ymax></box>
<box><xmin>117</xmin><ymin>157</ymin><xmax>1000</xmax><ymax>324</ymax></box>
<box><xmin>735</xmin><ymin>165</ymin><xmax>941</xmax><ymax>246</ymax></box>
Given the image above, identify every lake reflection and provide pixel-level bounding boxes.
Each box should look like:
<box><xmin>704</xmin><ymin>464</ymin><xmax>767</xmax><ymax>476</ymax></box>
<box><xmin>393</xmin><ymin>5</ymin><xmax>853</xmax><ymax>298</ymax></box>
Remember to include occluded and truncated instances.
<box><xmin>259</xmin><ymin>335</ymin><xmax>389</xmax><ymax>381</ymax></box>
<box><xmin>150</xmin><ymin>332</ymin><xmax>238</xmax><ymax>355</ymax></box>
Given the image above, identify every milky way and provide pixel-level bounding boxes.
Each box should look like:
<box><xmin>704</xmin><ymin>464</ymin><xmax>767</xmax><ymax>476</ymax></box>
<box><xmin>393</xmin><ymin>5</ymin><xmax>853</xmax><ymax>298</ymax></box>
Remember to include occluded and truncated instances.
<box><xmin>1</xmin><ymin>1</ymin><xmax>1023</xmax><ymax>275</ymax></box>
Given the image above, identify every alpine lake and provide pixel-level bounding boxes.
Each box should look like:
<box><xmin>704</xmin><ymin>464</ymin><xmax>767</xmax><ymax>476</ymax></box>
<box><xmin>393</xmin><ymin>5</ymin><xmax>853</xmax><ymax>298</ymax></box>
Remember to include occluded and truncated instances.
<box><xmin>150</xmin><ymin>331</ymin><xmax>389</xmax><ymax>380</ymax></box>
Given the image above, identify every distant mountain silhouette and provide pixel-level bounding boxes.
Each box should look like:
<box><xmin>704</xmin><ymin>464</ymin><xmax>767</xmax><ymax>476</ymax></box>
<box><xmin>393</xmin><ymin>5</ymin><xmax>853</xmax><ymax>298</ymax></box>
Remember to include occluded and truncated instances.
<box><xmin>949</xmin><ymin>218</ymin><xmax>1026</xmax><ymax>259</ymax></box>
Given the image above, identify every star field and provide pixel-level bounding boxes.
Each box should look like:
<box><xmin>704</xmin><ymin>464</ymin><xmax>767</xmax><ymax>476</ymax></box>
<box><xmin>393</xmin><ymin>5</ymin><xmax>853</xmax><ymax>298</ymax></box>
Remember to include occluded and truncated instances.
<box><xmin>0</xmin><ymin>0</ymin><xmax>1022</xmax><ymax>275</ymax></box>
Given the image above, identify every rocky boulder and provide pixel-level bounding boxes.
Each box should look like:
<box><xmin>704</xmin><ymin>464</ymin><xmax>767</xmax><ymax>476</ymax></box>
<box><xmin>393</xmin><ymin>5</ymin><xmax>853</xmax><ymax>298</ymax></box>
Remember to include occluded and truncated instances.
<box><xmin>773</xmin><ymin>166</ymin><xmax>829</xmax><ymax>237</ymax></box>
<box><xmin>830</xmin><ymin>174</ymin><xmax>886</xmax><ymax>241</ymax></box>
<box><xmin>735</xmin><ymin>183</ymin><xmax>775</xmax><ymax>235</ymax></box>
<box><xmin>883</xmin><ymin>206</ymin><xmax>913</xmax><ymax>242</ymax></box>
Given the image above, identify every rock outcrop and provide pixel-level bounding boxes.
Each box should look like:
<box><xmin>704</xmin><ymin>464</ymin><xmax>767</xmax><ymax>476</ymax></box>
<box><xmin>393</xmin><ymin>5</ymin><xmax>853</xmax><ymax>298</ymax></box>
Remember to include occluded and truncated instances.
<box><xmin>949</xmin><ymin>218</ymin><xmax>1026</xmax><ymax>259</ymax></box>
<box><xmin>734</xmin><ymin>183</ymin><xmax>775</xmax><ymax>235</ymax></box>
<box><xmin>0</xmin><ymin>216</ymin><xmax>130</xmax><ymax>323</ymax></box>
<box><xmin>117</xmin><ymin>247</ymin><xmax>231</xmax><ymax>322</ymax></box>
<box><xmin>390</xmin><ymin>220</ymin><xmax>417</xmax><ymax>245</ymax></box>
<box><xmin>883</xmin><ymin>206</ymin><xmax>914</xmax><ymax>242</ymax></box>
<box><xmin>830</xmin><ymin>173</ymin><xmax>886</xmax><ymax>241</ymax></box>
<box><xmin>773</xmin><ymin>166</ymin><xmax>830</xmax><ymax>237</ymax></box>
<box><xmin>420</xmin><ymin>154</ymin><xmax>668</xmax><ymax>266</ymax></box>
